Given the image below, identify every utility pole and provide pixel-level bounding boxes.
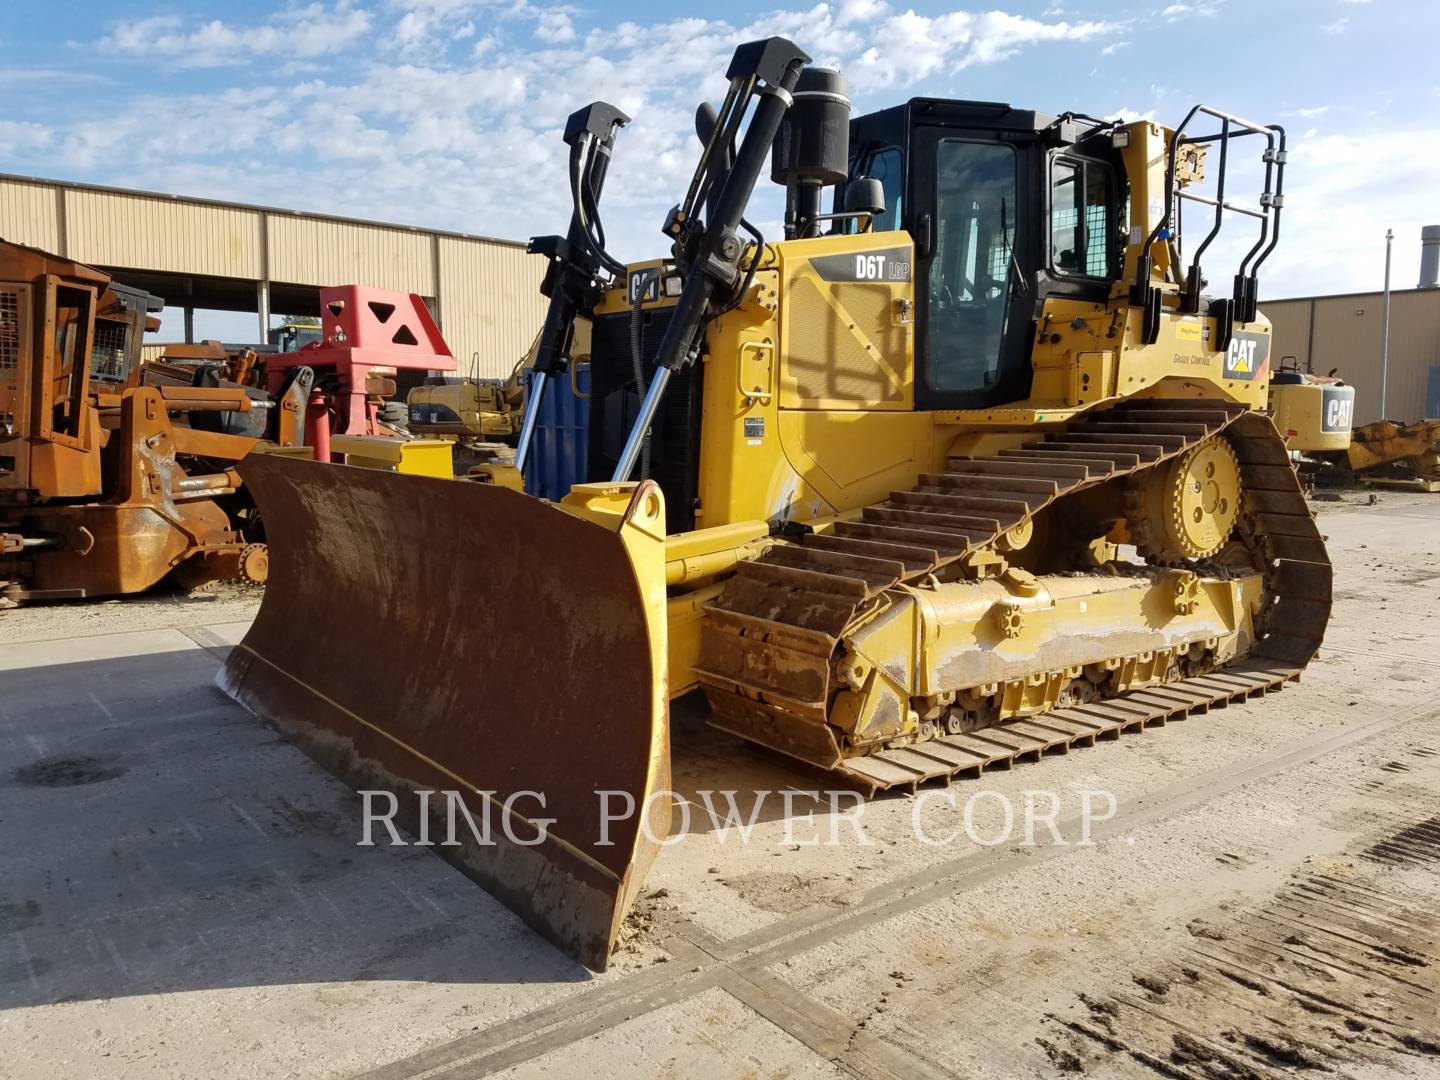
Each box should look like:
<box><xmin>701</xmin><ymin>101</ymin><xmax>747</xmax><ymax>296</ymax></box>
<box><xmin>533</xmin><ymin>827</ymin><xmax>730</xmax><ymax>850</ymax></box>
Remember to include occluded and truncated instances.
<box><xmin>1380</xmin><ymin>228</ymin><xmax>1393</xmax><ymax>420</ymax></box>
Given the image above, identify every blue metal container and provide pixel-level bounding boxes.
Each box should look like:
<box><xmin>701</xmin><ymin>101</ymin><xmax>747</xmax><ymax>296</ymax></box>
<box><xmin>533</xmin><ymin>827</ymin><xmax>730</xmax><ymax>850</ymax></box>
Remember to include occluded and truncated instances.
<box><xmin>523</xmin><ymin>365</ymin><xmax>590</xmax><ymax>501</ymax></box>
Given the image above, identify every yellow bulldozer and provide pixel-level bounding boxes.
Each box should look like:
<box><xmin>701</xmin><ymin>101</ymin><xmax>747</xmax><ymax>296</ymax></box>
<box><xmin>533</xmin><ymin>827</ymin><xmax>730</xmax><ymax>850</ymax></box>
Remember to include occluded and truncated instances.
<box><xmin>1338</xmin><ymin>418</ymin><xmax>1440</xmax><ymax>483</ymax></box>
<box><xmin>221</xmin><ymin>39</ymin><xmax>1328</xmax><ymax>970</ymax></box>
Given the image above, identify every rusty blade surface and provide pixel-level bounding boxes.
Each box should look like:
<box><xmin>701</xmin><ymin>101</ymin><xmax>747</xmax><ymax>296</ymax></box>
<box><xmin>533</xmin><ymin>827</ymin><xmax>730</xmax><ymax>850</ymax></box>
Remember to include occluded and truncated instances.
<box><xmin>218</xmin><ymin>454</ymin><xmax>668</xmax><ymax>971</ymax></box>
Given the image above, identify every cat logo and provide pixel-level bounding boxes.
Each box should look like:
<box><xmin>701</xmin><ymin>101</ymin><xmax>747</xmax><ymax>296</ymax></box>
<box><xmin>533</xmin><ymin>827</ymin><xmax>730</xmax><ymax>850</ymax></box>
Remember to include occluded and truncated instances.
<box><xmin>1226</xmin><ymin>338</ymin><xmax>1256</xmax><ymax>374</ymax></box>
<box><xmin>1222</xmin><ymin>331</ymin><xmax>1269</xmax><ymax>382</ymax></box>
<box><xmin>1321</xmin><ymin>385</ymin><xmax>1356</xmax><ymax>433</ymax></box>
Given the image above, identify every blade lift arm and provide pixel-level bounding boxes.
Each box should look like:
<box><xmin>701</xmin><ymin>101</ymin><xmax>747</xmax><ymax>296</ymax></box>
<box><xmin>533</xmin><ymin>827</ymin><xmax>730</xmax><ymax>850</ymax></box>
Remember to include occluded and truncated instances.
<box><xmin>514</xmin><ymin>101</ymin><xmax>631</xmax><ymax>475</ymax></box>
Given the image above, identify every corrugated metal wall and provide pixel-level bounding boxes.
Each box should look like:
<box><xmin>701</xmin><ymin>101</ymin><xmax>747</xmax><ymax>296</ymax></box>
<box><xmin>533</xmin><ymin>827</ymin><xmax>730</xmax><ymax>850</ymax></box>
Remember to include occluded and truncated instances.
<box><xmin>267</xmin><ymin>216</ymin><xmax>434</xmax><ymax>294</ymax></box>
<box><xmin>1264</xmin><ymin>290</ymin><xmax>1440</xmax><ymax>425</ymax></box>
<box><xmin>0</xmin><ymin>175</ymin><xmax>547</xmax><ymax>379</ymax></box>
<box><xmin>438</xmin><ymin>237</ymin><xmax>546</xmax><ymax>378</ymax></box>
<box><xmin>66</xmin><ymin>189</ymin><xmax>261</xmax><ymax>277</ymax></box>
<box><xmin>0</xmin><ymin>179</ymin><xmax>61</xmax><ymax>251</ymax></box>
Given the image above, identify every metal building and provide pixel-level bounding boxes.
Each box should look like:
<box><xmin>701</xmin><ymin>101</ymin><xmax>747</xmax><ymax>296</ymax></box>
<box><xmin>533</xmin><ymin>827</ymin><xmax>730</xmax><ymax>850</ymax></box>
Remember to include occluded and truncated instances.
<box><xmin>0</xmin><ymin>173</ymin><xmax>548</xmax><ymax>379</ymax></box>
<box><xmin>1263</xmin><ymin>288</ymin><xmax>1440</xmax><ymax>426</ymax></box>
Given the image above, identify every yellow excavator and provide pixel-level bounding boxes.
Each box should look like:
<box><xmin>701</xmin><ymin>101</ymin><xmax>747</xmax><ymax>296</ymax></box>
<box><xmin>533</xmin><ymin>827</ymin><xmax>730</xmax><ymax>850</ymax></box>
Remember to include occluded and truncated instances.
<box><xmin>1269</xmin><ymin>356</ymin><xmax>1438</xmax><ymax>485</ymax></box>
<box><xmin>404</xmin><ymin>321</ymin><xmax>593</xmax><ymax>475</ymax></box>
<box><xmin>405</xmin><ymin>361</ymin><xmax>526</xmax><ymax>444</ymax></box>
<box><xmin>1269</xmin><ymin>355</ymin><xmax>1354</xmax><ymax>456</ymax></box>
<box><xmin>220</xmin><ymin>38</ymin><xmax>1327</xmax><ymax>970</ymax></box>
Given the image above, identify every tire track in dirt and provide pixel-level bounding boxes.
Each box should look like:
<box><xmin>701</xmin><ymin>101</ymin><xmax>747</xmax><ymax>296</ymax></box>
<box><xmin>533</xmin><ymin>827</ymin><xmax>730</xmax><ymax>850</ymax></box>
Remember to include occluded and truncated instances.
<box><xmin>1040</xmin><ymin>807</ymin><xmax>1440</xmax><ymax>1077</ymax></box>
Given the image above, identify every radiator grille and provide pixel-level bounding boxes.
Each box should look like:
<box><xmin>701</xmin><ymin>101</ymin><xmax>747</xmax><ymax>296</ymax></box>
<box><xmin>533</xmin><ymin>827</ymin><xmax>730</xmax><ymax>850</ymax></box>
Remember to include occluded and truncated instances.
<box><xmin>0</xmin><ymin>288</ymin><xmax>18</xmax><ymax>374</ymax></box>
<box><xmin>587</xmin><ymin>306</ymin><xmax>702</xmax><ymax>534</ymax></box>
<box><xmin>91</xmin><ymin>320</ymin><xmax>128</xmax><ymax>380</ymax></box>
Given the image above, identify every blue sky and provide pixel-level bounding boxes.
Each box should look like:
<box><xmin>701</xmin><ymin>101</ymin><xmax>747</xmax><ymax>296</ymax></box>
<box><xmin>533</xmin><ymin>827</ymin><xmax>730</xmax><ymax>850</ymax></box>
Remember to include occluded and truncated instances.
<box><xmin>1</xmin><ymin>0</ymin><xmax>1435</xmax><ymax>336</ymax></box>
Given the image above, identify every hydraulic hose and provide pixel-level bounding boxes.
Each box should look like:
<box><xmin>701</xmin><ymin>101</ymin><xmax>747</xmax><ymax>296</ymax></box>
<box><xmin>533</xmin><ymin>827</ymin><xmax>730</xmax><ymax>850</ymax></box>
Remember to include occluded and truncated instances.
<box><xmin>628</xmin><ymin>267</ymin><xmax>662</xmax><ymax>481</ymax></box>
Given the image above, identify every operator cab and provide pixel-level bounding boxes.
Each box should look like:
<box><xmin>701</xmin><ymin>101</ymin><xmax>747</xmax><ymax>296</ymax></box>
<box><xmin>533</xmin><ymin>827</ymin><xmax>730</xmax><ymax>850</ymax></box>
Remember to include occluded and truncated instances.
<box><xmin>842</xmin><ymin>100</ymin><xmax>1126</xmax><ymax>410</ymax></box>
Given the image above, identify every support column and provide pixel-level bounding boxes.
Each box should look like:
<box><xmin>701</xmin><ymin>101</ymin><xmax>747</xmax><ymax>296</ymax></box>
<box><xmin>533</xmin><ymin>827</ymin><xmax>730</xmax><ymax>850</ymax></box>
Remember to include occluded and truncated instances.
<box><xmin>183</xmin><ymin>305</ymin><xmax>195</xmax><ymax>344</ymax></box>
<box><xmin>430</xmin><ymin>232</ymin><xmax>443</xmax><ymax>332</ymax></box>
<box><xmin>257</xmin><ymin>280</ymin><xmax>271</xmax><ymax>344</ymax></box>
<box><xmin>55</xmin><ymin>187</ymin><xmax>68</xmax><ymax>258</ymax></box>
<box><xmin>1380</xmin><ymin>228</ymin><xmax>1393</xmax><ymax>421</ymax></box>
<box><xmin>257</xmin><ymin>210</ymin><xmax>272</xmax><ymax>346</ymax></box>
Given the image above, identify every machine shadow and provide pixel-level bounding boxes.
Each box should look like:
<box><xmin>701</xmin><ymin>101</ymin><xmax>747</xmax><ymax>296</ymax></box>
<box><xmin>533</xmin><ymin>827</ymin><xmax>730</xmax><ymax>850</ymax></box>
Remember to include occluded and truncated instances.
<box><xmin>667</xmin><ymin>691</ymin><xmax>877</xmax><ymax>833</ymax></box>
<box><xmin>0</xmin><ymin>649</ymin><xmax>834</xmax><ymax>1009</ymax></box>
<box><xmin>0</xmin><ymin>649</ymin><xmax>597</xmax><ymax>1008</ymax></box>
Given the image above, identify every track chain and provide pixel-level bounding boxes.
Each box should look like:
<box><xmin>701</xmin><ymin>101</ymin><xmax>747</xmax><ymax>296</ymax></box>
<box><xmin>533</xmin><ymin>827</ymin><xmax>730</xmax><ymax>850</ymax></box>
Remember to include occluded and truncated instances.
<box><xmin>696</xmin><ymin>400</ymin><xmax>1332</xmax><ymax>792</ymax></box>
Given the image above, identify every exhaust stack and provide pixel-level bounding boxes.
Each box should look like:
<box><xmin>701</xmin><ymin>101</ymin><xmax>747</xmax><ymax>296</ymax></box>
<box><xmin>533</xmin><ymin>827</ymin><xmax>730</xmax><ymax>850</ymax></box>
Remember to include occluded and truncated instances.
<box><xmin>1420</xmin><ymin>224</ymin><xmax>1440</xmax><ymax>289</ymax></box>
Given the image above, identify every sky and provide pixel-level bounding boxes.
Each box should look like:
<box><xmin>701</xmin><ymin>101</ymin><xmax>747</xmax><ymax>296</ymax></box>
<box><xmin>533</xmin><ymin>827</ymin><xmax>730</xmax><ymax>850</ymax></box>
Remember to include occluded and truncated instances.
<box><xmin>1</xmin><ymin>0</ymin><xmax>1435</xmax><ymax>338</ymax></box>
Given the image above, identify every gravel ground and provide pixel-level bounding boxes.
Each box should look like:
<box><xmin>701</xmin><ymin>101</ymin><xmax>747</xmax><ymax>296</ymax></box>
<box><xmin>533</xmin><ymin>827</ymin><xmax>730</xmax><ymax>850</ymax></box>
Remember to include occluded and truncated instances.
<box><xmin>0</xmin><ymin>582</ymin><xmax>262</xmax><ymax>647</ymax></box>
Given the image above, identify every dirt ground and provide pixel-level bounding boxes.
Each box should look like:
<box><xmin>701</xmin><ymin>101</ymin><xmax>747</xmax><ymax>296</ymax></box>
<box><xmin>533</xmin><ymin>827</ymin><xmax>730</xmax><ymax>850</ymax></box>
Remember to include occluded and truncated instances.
<box><xmin>2</xmin><ymin>491</ymin><xmax>1439</xmax><ymax>1079</ymax></box>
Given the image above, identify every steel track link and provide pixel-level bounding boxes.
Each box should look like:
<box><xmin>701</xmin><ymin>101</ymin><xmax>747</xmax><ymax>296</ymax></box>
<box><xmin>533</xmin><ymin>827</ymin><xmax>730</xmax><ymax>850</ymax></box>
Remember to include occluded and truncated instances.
<box><xmin>697</xmin><ymin>401</ymin><xmax>1332</xmax><ymax>792</ymax></box>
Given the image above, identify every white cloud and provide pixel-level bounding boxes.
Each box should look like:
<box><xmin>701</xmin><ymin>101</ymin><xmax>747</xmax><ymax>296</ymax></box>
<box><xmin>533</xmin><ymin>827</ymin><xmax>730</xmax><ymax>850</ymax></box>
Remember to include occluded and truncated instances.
<box><xmin>1109</xmin><ymin>106</ymin><xmax>1158</xmax><ymax>124</ymax></box>
<box><xmin>0</xmin><ymin>120</ymin><xmax>53</xmax><ymax>153</ymax></box>
<box><xmin>1160</xmin><ymin>2</ymin><xmax>1219</xmax><ymax>20</ymax></box>
<box><xmin>1322</xmin><ymin>17</ymin><xmax>1350</xmax><ymax>33</ymax></box>
<box><xmin>534</xmin><ymin>10</ymin><xmax>576</xmax><ymax>42</ymax></box>
<box><xmin>395</xmin><ymin>11</ymin><xmax>431</xmax><ymax>45</ymax></box>
<box><xmin>37</xmin><ymin>4</ymin><xmax>1111</xmax><ymax>266</ymax></box>
<box><xmin>95</xmin><ymin>5</ymin><xmax>373</xmax><ymax>67</ymax></box>
<box><xmin>1195</xmin><ymin>129</ymin><xmax>1440</xmax><ymax>299</ymax></box>
<box><xmin>2</xmin><ymin>0</ymin><xmax>1416</xmax><ymax>306</ymax></box>
<box><xmin>382</xmin><ymin>0</ymin><xmax>492</xmax><ymax>49</ymax></box>
<box><xmin>848</xmin><ymin>10</ymin><xmax>1111</xmax><ymax>87</ymax></box>
<box><xmin>836</xmin><ymin>0</ymin><xmax>890</xmax><ymax>25</ymax></box>
<box><xmin>0</xmin><ymin>68</ymin><xmax>111</xmax><ymax>86</ymax></box>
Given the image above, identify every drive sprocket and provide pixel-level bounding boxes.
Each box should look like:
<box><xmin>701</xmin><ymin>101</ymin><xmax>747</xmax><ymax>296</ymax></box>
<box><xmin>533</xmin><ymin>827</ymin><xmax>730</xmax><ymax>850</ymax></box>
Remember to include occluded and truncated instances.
<box><xmin>1127</xmin><ymin>436</ymin><xmax>1241</xmax><ymax>562</ymax></box>
<box><xmin>237</xmin><ymin>543</ymin><xmax>269</xmax><ymax>586</ymax></box>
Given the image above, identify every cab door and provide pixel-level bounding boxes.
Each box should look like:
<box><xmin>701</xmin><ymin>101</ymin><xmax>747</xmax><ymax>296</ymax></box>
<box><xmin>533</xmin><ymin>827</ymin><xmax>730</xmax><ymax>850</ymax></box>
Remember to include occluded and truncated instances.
<box><xmin>910</xmin><ymin>126</ymin><xmax>1039</xmax><ymax>410</ymax></box>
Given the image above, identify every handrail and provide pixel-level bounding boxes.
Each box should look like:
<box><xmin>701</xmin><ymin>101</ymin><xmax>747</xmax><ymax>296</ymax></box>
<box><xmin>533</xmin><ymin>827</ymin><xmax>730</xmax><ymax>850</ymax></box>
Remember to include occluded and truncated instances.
<box><xmin>1131</xmin><ymin>103</ymin><xmax>1287</xmax><ymax>342</ymax></box>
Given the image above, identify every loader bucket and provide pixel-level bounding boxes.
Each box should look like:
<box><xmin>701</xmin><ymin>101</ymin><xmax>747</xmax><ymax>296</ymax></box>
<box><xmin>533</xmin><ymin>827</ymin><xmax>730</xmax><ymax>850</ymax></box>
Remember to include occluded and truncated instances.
<box><xmin>218</xmin><ymin>454</ymin><xmax>671</xmax><ymax>971</ymax></box>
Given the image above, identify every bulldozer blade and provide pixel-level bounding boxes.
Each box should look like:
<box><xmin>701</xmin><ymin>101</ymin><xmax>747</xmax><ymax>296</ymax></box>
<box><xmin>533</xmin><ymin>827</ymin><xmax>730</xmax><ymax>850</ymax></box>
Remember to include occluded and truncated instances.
<box><xmin>218</xmin><ymin>454</ymin><xmax>671</xmax><ymax>971</ymax></box>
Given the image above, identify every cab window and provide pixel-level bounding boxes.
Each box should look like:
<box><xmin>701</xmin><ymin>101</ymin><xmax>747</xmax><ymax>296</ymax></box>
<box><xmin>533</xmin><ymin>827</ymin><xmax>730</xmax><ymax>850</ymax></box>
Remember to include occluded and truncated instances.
<box><xmin>1050</xmin><ymin>157</ymin><xmax>1114</xmax><ymax>278</ymax></box>
<box><xmin>927</xmin><ymin>139</ymin><xmax>1017</xmax><ymax>395</ymax></box>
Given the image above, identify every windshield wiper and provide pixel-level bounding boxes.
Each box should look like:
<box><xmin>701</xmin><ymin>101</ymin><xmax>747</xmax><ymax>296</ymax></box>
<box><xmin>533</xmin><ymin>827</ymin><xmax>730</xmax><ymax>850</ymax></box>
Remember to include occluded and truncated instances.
<box><xmin>1000</xmin><ymin>196</ymin><xmax>1028</xmax><ymax>295</ymax></box>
